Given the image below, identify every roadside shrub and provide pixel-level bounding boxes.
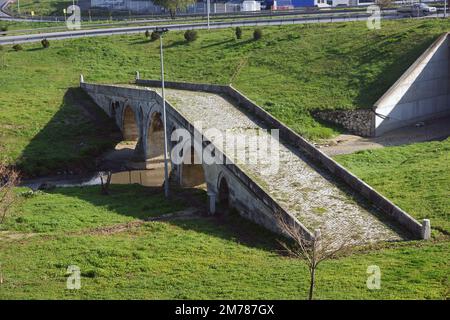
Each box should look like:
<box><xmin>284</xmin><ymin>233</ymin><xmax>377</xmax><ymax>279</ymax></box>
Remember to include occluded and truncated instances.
<box><xmin>0</xmin><ymin>45</ymin><xmax>3</xmax><ymax>51</ymax></box>
<box><xmin>19</xmin><ymin>190</ymin><xmax>43</xmax><ymax>199</ymax></box>
<box><xmin>41</xmin><ymin>39</ymin><xmax>50</xmax><ymax>48</ymax></box>
<box><xmin>12</xmin><ymin>44</ymin><xmax>23</xmax><ymax>51</ymax></box>
<box><xmin>253</xmin><ymin>28</ymin><xmax>262</xmax><ymax>41</ymax></box>
<box><xmin>150</xmin><ymin>31</ymin><xmax>160</xmax><ymax>42</ymax></box>
<box><xmin>235</xmin><ymin>27</ymin><xmax>242</xmax><ymax>39</ymax></box>
<box><xmin>184</xmin><ymin>30</ymin><xmax>198</xmax><ymax>42</ymax></box>
<box><xmin>0</xmin><ymin>25</ymin><xmax>7</xmax><ymax>32</ymax></box>
<box><xmin>145</xmin><ymin>30</ymin><xmax>150</xmax><ymax>38</ymax></box>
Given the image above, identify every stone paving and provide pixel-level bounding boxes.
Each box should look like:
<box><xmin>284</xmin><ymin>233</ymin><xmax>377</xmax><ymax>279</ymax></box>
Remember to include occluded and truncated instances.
<box><xmin>151</xmin><ymin>88</ymin><xmax>406</xmax><ymax>243</ymax></box>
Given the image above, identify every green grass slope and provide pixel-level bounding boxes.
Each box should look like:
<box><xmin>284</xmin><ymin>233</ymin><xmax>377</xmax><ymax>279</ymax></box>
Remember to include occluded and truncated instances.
<box><xmin>0</xmin><ymin>185</ymin><xmax>448</xmax><ymax>299</ymax></box>
<box><xmin>335</xmin><ymin>138</ymin><xmax>450</xmax><ymax>235</ymax></box>
<box><xmin>6</xmin><ymin>0</ymin><xmax>66</xmax><ymax>17</ymax></box>
<box><xmin>1</xmin><ymin>19</ymin><xmax>450</xmax><ymax>175</ymax></box>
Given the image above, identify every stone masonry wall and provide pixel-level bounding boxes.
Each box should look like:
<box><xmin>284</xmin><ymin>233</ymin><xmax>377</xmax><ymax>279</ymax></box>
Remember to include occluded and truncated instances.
<box><xmin>314</xmin><ymin>109</ymin><xmax>375</xmax><ymax>137</ymax></box>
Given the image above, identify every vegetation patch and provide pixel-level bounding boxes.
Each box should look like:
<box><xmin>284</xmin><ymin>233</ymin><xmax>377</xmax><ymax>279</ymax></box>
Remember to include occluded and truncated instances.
<box><xmin>3</xmin><ymin>185</ymin><xmax>185</xmax><ymax>233</ymax></box>
<box><xmin>0</xmin><ymin>185</ymin><xmax>448</xmax><ymax>299</ymax></box>
<box><xmin>2</xmin><ymin>19</ymin><xmax>450</xmax><ymax>175</ymax></box>
<box><xmin>335</xmin><ymin>138</ymin><xmax>450</xmax><ymax>236</ymax></box>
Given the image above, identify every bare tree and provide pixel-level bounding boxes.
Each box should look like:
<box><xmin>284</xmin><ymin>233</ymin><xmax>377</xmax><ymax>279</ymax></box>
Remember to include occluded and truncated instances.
<box><xmin>100</xmin><ymin>171</ymin><xmax>112</xmax><ymax>195</ymax></box>
<box><xmin>376</xmin><ymin>0</ymin><xmax>393</xmax><ymax>9</ymax></box>
<box><xmin>276</xmin><ymin>213</ymin><xmax>358</xmax><ymax>300</ymax></box>
<box><xmin>152</xmin><ymin>0</ymin><xmax>196</xmax><ymax>19</ymax></box>
<box><xmin>0</xmin><ymin>163</ymin><xmax>20</xmax><ymax>224</ymax></box>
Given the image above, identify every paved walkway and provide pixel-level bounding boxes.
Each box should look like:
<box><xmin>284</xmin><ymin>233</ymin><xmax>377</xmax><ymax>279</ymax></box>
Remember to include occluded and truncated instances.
<box><xmin>153</xmin><ymin>88</ymin><xmax>406</xmax><ymax>243</ymax></box>
<box><xmin>317</xmin><ymin>115</ymin><xmax>450</xmax><ymax>156</ymax></box>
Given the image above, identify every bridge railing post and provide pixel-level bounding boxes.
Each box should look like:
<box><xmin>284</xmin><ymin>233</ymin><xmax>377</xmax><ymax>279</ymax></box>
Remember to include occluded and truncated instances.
<box><xmin>421</xmin><ymin>219</ymin><xmax>431</xmax><ymax>240</ymax></box>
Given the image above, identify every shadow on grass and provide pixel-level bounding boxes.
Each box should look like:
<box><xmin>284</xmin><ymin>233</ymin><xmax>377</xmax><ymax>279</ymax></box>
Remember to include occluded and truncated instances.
<box><xmin>201</xmin><ymin>39</ymin><xmax>234</xmax><ymax>49</ymax></box>
<box><xmin>130</xmin><ymin>39</ymin><xmax>152</xmax><ymax>45</ymax></box>
<box><xmin>164</xmin><ymin>40</ymin><xmax>188</xmax><ymax>49</ymax></box>
<box><xmin>50</xmin><ymin>184</ymin><xmax>282</xmax><ymax>252</ymax></box>
<box><xmin>17</xmin><ymin>87</ymin><xmax>121</xmax><ymax>177</ymax></box>
<box><xmin>170</xmin><ymin>212</ymin><xmax>283</xmax><ymax>252</ymax></box>
<box><xmin>27</xmin><ymin>47</ymin><xmax>45</xmax><ymax>52</ymax></box>
<box><xmin>224</xmin><ymin>38</ymin><xmax>255</xmax><ymax>50</ymax></box>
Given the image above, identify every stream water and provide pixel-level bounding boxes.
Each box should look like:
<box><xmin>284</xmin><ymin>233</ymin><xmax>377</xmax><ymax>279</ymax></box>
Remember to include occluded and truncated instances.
<box><xmin>21</xmin><ymin>166</ymin><xmax>166</xmax><ymax>190</ymax></box>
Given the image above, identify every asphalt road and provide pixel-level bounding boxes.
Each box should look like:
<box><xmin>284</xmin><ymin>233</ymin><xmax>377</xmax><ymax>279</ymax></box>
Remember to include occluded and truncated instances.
<box><xmin>0</xmin><ymin>0</ymin><xmax>444</xmax><ymax>46</ymax></box>
<box><xmin>0</xmin><ymin>12</ymin><xmax>417</xmax><ymax>45</ymax></box>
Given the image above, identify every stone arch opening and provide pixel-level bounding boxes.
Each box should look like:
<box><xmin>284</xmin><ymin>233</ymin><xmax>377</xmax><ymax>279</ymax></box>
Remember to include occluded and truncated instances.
<box><xmin>122</xmin><ymin>106</ymin><xmax>138</xmax><ymax>141</ymax></box>
<box><xmin>146</xmin><ymin>112</ymin><xmax>165</xmax><ymax>160</ymax></box>
<box><xmin>181</xmin><ymin>145</ymin><xmax>205</xmax><ymax>188</ymax></box>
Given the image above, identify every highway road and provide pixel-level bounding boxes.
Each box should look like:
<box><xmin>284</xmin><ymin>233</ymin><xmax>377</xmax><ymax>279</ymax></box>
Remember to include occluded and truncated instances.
<box><xmin>0</xmin><ymin>12</ymin><xmax>421</xmax><ymax>45</ymax></box>
<box><xmin>0</xmin><ymin>0</ymin><xmax>445</xmax><ymax>46</ymax></box>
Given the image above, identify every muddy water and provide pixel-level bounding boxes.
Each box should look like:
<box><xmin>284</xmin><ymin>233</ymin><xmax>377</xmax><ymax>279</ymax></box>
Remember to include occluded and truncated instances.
<box><xmin>109</xmin><ymin>167</ymin><xmax>165</xmax><ymax>187</ymax></box>
<box><xmin>22</xmin><ymin>166</ymin><xmax>167</xmax><ymax>190</ymax></box>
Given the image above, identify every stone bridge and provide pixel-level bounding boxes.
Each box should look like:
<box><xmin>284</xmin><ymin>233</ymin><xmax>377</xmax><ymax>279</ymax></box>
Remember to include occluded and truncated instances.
<box><xmin>80</xmin><ymin>78</ymin><xmax>431</xmax><ymax>243</ymax></box>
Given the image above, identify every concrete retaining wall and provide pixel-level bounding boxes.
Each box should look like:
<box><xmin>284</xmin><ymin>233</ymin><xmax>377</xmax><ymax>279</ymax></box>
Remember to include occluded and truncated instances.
<box><xmin>136</xmin><ymin>78</ymin><xmax>426</xmax><ymax>239</ymax></box>
<box><xmin>373</xmin><ymin>32</ymin><xmax>450</xmax><ymax>136</ymax></box>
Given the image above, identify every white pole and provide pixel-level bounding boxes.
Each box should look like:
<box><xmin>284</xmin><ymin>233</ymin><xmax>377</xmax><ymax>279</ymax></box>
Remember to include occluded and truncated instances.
<box><xmin>207</xmin><ymin>0</ymin><xmax>210</xmax><ymax>30</ymax></box>
<box><xmin>445</xmin><ymin>0</ymin><xmax>447</xmax><ymax>18</ymax></box>
<box><xmin>160</xmin><ymin>34</ymin><xmax>170</xmax><ymax>198</ymax></box>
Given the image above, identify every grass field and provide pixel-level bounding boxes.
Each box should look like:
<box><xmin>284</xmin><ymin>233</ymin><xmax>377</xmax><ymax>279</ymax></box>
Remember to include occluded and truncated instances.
<box><xmin>7</xmin><ymin>0</ymin><xmax>72</xmax><ymax>17</ymax></box>
<box><xmin>0</xmin><ymin>19</ymin><xmax>449</xmax><ymax>299</ymax></box>
<box><xmin>1</xmin><ymin>20</ymin><xmax>65</xmax><ymax>31</ymax></box>
<box><xmin>0</xmin><ymin>185</ymin><xmax>448</xmax><ymax>299</ymax></box>
<box><xmin>335</xmin><ymin>138</ymin><xmax>450</xmax><ymax>236</ymax></box>
<box><xmin>1</xmin><ymin>19</ymin><xmax>450</xmax><ymax>176</ymax></box>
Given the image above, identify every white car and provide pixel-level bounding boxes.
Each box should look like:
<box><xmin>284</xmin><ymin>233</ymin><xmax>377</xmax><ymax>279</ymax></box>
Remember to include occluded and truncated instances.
<box><xmin>398</xmin><ymin>3</ymin><xmax>437</xmax><ymax>17</ymax></box>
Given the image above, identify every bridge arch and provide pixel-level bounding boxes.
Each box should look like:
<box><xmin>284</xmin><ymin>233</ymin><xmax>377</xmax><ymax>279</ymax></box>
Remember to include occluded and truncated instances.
<box><xmin>122</xmin><ymin>105</ymin><xmax>138</xmax><ymax>141</ymax></box>
<box><xmin>180</xmin><ymin>144</ymin><xmax>206</xmax><ymax>188</ymax></box>
<box><xmin>146</xmin><ymin>112</ymin><xmax>165</xmax><ymax>160</ymax></box>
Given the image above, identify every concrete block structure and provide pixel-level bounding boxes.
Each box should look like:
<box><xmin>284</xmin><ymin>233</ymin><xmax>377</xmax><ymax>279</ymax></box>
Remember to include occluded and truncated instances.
<box><xmin>315</xmin><ymin>32</ymin><xmax>450</xmax><ymax>137</ymax></box>
<box><xmin>373</xmin><ymin>32</ymin><xmax>450</xmax><ymax>136</ymax></box>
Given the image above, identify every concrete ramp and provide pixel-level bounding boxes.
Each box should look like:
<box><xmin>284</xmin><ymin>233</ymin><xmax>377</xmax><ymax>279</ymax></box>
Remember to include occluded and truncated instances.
<box><xmin>374</xmin><ymin>32</ymin><xmax>450</xmax><ymax>136</ymax></box>
<box><xmin>150</xmin><ymin>87</ymin><xmax>407</xmax><ymax>242</ymax></box>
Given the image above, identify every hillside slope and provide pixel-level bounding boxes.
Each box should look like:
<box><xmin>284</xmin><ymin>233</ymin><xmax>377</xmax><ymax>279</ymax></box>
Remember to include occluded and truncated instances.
<box><xmin>1</xmin><ymin>19</ymin><xmax>449</xmax><ymax>174</ymax></box>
